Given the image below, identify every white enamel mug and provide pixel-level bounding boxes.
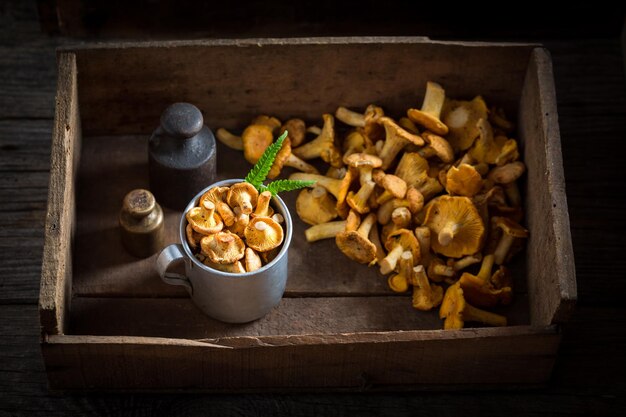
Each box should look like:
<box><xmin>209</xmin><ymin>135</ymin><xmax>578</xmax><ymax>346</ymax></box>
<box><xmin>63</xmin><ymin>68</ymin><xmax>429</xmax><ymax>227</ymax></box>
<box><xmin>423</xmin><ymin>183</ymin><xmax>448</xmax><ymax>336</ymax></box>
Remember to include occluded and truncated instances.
<box><xmin>155</xmin><ymin>179</ymin><xmax>292</xmax><ymax>323</ymax></box>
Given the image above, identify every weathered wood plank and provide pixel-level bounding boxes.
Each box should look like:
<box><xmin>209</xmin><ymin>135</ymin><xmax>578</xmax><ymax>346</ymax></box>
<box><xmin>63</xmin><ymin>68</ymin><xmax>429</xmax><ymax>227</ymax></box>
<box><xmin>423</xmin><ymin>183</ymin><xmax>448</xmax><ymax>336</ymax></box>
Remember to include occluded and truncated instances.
<box><xmin>0</xmin><ymin>119</ymin><xmax>52</xmax><ymax>171</ymax></box>
<box><xmin>68</xmin><ymin>295</ymin><xmax>530</xmax><ymax>340</ymax></box>
<box><xmin>44</xmin><ymin>324</ymin><xmax>560</xmax><ymax>390</ymax></box>
<box><xmin>0</xmin><ymin>41</ymin><xmax>58</xmax><ymax>119</ymax></box>
<box><xmin>69</xmin><ymin>40</ymin><xmax>533</xmax><ymax>135</ymax></box>
<box><xmin>519</xmin><ymin>49</ymin><xmax>576</xmax><ymax>326</ymax></box>
<box><xmin>0</xmin><ymin>304</ymin><xmax>620</xmax><ymax>414</ymax></box>
<box><xmin>39</xmin><ymin>52</ymin><xmax>79</xmax><ymax>335</ymax></box>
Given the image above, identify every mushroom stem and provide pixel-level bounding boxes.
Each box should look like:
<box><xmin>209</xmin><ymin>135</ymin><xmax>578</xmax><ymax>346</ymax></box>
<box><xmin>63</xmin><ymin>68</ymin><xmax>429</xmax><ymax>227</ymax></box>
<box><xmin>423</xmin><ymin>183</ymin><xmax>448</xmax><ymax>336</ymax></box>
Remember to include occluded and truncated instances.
<box><xmin>335</xmin><ymin>106</ymin><xmax>366</xmax><ymax>127</ymax></box>
<box><xmin>421</xmin><ymin>81</ymin><xmax>446</xmax><ymax>117</ymax></box>
<box><xmin>305</xmin><ymin>220</ymin><xmax>348</xmax><ymax>242</ymax></box>
<box><xmin>432</xmin><ymin>264</ymin><xmax>456</xmax><ymax>277</ymax></box>
<box><xmin>357</xmin><ymin>213</ymin><xmax>377</xmax><ymax>237</ymax></box>
<box><xmin>379</xmin><ymin>244</ymin><xmax>404</xmax><ymax>275</ymax></box>
<box><xmin>369</xmin><ymin>223</ymin><xmax>386</xmax><ymax>263</ymax></box>
<box><xmin>462</xmin><ymin>303</ymin><xmax>507</xmax><ymax>327</ymax></box>
<box><xmin>452</xmin><ymin>253</ymin><xmax>483</xmax><ymax>271</ymax></box>
<box><xmin>347</xmin><ymin>180</ymin><xmax>376</xmax><ymax>214</ymax></box>
<box><xmin>493</xmin><ymin>234</ymin><xmax>515</xmax><ymax>265</ymax></box>
<box><xmin>284</xmin><ymin>154</ymin><xmax>320</xmax><ymax>174</ymax></box>
<box><xmin>201</xmin><ymin>200</ymin><xmax>216</xmax><ymax>218</ymax></box>
<box><xmin>216</xmin><ymin>128</ymin><xmax>244</xmax><ymax>150</ymax></box>
<box><xmin>254</xmin><ymin>191</ymin><xmax>273</xmax><ymax>217</ymax></box>
<box><xmin>476</xmin><ymin>254</ymin><xmax>495</xmax><ymax>282</ymax></box>
<box><xmin>307</xmin><ymin>126</ymin><xmax>322</xmax><ymax>135</ymax></box>
<box><xmin>438</xmin><ymin>222</ymin><xmax>460</xmax><ymax>246</ymax></box>
<box><xmin>216</xmin><ymin>202</ymin><xmax>235</xmax><ymax>227</ymax></box>
<box><xmin>414</xmin><ymin>227</ymin><xmax>432</xmax><ymax>267</ymax></box>
<box><xmin>504</xmin><ymin>181</ymin><xmax>522</xmax><ymax>207</ymax></box>
<box><xmin>290</xmin><ymin>172</ymin><xmax>351</xmax><ymax>203</ymax></box>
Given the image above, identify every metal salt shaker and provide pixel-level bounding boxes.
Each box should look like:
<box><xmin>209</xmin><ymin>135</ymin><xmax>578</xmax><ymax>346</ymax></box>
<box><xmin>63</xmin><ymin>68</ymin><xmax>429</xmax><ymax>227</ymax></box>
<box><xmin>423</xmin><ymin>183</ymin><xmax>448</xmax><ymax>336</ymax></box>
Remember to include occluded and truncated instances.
<box><xmin>119</xmin><ymin>189</ymin><xmax>165</xmax><ymax>258</ymax></box>
<box><xmin>148</xmin><ymin>102</ymin><xmax>217</xmax><ymax>210</ymax></box>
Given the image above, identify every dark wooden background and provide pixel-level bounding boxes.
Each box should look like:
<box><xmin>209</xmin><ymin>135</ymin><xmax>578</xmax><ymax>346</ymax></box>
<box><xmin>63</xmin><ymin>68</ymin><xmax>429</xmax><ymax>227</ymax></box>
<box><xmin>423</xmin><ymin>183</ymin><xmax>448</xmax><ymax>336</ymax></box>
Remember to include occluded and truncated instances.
<box><xmin>1</xmin><ymin>1</ymin><xmax>625</xmax><ymax>415</ymax></box>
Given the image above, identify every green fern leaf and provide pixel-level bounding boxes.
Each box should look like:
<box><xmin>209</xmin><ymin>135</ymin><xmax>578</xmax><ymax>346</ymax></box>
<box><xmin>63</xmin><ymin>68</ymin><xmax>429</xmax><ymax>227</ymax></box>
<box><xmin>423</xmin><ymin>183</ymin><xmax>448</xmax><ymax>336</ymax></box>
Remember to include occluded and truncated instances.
<box><xmin>244</xmin><ymin>130</ymin><xmax>288</xmax><ymax>190</ymax></box>
<box><xmin>265</xmin><ymin>179</ymin><xmax>316</xmax><ymax>196</ymax></box>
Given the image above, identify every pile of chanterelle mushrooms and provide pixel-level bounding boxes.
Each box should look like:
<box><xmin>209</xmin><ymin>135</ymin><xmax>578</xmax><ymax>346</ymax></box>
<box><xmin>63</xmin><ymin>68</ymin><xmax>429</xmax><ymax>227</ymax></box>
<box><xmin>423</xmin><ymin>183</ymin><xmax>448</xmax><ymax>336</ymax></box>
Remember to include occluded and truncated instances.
<box><xmin>217</xmin><ymin>81</ymin><xmax>528</xmax><ymax>330</ymax></box>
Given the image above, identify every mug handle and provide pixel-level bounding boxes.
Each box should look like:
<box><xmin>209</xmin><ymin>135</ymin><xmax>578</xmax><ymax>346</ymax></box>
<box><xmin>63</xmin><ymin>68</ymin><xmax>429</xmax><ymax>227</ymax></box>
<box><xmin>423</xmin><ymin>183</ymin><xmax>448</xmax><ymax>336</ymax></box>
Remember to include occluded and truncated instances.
<box><xmin>156</xmin><ymin>244</ymin><xmax>193</xmax><ymax>295</ymax></box>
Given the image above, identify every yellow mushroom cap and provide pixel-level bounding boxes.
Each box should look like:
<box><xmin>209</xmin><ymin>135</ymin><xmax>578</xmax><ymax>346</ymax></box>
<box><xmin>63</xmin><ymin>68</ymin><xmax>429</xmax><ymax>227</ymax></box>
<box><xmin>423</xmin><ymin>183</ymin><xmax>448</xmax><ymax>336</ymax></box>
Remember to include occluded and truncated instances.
<box><xmin>335</xmin><ymin>228</ymin><xmax>377</xmax><ymax>264</ymax></box>
<box><xmin>280</xmin><ymin>118</ymin><xmax>306</xmax><ymax>147</ymax></box>
<box><xmin>200</xmin><ymin>231</ymin><xmax>245</xmax><ymax>264</ymax></box>
<box><xmin>423</xmin><ymin>195</ymin><xmax>485</xmax><ymax>258</ymax></box>
<box><xmin>296</xmin><ymin>187</ymin><xmax>338</xmax><ymax>225</ymax></box>
<box><xmin>185</xmin><ymin>204</ymin><xmax>224</xmax><ymax>235</ymax></box>
<box><xmin>244</xmin><ymin>216</ymin><xmax>284</xmax><ymax>252</ymax></box>
<box><xmin>384</xmin><ymin>229</ymin><xmax>420</xmax><ymax>261</ymax></box>
<box><xmin>227</xmin><ymin>182</ymin><xmax>259</xmax><ymax>215</ymax></box>
<box><xmin>407</xmin><ymin>109</ymin><xmax>448</xmax><ymax>136</ymax></box>
<box><xmin>442</xmin><ymin>96</ymin><xmax>488</xmax><ymax>152</ymax></box>
<box><xmin>445</xmin><ymin>164</ymin><xmax>483</xmax><ymax>197</ymax></box>
<box><xmin>242</xmin><ymin>124</ymin><xmax>274</xmax><ymax>164</ymax></box>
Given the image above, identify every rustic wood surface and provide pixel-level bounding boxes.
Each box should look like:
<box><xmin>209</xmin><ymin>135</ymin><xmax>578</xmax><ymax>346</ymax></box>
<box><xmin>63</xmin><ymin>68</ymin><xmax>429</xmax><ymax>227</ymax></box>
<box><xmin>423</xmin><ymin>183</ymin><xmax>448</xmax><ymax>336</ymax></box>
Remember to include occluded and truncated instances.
<box><xmin>1</xmin><ymin>1</ymin><xmax>625</xmax><ymax>415</ymax></box>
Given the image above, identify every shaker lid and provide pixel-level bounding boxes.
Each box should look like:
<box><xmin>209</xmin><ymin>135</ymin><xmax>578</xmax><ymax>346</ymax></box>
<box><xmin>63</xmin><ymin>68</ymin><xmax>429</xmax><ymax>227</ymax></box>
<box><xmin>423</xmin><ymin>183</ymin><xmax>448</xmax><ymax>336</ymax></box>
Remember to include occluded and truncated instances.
<box><xmin>160</xmin><ymin>102</ymin><xmax>204</xmax><ymax>139</ymax></box>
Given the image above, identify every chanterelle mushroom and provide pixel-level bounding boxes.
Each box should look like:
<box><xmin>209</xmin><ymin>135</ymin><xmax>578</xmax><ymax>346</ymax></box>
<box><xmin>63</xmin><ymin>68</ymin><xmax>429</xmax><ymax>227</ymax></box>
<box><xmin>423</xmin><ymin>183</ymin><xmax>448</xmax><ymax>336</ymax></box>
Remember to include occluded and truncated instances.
<box><xmin>378</xmin><ymin>117</ymin><xmax>425</xmax><ymax>170</ymax></box>
<box><xmin>267</xmin><ymin>136</ymin><xmax>319</xmax><ymax>179</ymax></box>
<box><xmin>344</xmin><ymin>153</ymin><xmax>383</xmax><ymax>214</ymax></box>
<box><xmin>245</xmin><ymin>216</ymin><xmax>284</xmax><ymax>253</ymax></box>
<box><xmin>253</xmin><ymin>191</ymin><xmax>274</xmax><ymax>218</ymax></box>
<box><xmin>199</xmin><ymin>186</ymin><xmax>235</xmax><ymax>226</ymax></box>
<box><xmin>412</xmin><ymin>265</ymin><xmax>444</xmax><ymax>311</ymax></box>
<box><xmin>280</xmin><ymin>118</ymin><xmax>306</xmax><ymax>147</ymax></box>
<box><xmin>388</xmin><ymin>251</ymin><xmax>413</xmax><ymax>293</ymax></box>
<box><xmin>423</xmin><ymin>195</ymin><xmax>485</xmax><ymax>258</ymax></box>
<box><xmin>459</xmin><ymin>254</ymin><xmax>512</xmax><ymax>307</ymax></box>
<box><xmin>242</xmin><ymin>124</ymin><xmax>274</xmax><ymax>164</ymax></box>
<box><xmin>374</xmin><ymin>172</ymin><xmax>407</xmax><ymax>205</ymax></box>
<box><xmin>407</xmin><ymin>81</ymin><xmax>449</xmax><ymax>135</ymax></box>
<box><xmin>335</xmin><ymin>211</ymin><xmax>378</xmax><ymax>264</ymax></box>
<box><xmin>186</xmin><ymin>201</ymin><xmax>224</xmax><ymax>235</ymax></box>
<box><xmin>445</xmin><ymin>164</ymin><xmax>483</xmax><ymax>197</ymax></box>
<box><xmin>200</xmin><ymin>231</ymin><xmax>245</xmax><ymax>264</ymax></box>
<box><xmin>442</xmin><ymin>95</ymin><xmax>488</xmax><ymax>152</ymax></box>
<box><xmin>439</xmin><ymin>282</ymin><xmax>507</xmax><ymax>330</ymax></box>
<box><xmin>420</xmin><ymin>131</ymin><xmax>454</xmax><ymax>163</ymax></box>
<box><xmin>379</xmin><ymin>229</ymin><xmax>420</xmax><ymax>275</ymax></box>
<box><xmin>394</xmin><ymin>152</ymin><xmax>443</xmax><ymax>201</ymax></box>
<box><xmin>296</xmin><ymin>187</ymin><xmax>338</xmax><ymax>225</ymax></box>
<box><xmin>292</xmin><ymin>113</ymin><xmax>343</xmax><ymax>168</ymax></box>
<box><xmin>304</xmin><ymin>220</ymin><xmax>347</xmax><ymax>242</ymax></box>
<box><xmin>289</xmin><ymin>171</ymin><xmax>354</xmax><ymax>208</ymax></box>
<box><xmin>335</xmin><ymin>106</ymin><xmax>366</xmax><ymax>127</ymax></box>
<box><xmin>227</xmin><ymin>182</ymin><xmax>259</xmax><ymax>215</ymax></box>
<box><xmin>492</xmin><ymin>216</ymin><xmax>529</xmax><ymax>265</ymax></box>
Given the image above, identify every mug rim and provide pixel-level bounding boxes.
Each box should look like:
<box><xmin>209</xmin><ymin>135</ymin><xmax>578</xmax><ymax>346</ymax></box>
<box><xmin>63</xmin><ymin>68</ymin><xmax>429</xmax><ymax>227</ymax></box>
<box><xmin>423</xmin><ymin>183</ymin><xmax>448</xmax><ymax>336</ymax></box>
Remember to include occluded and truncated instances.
<box><xmin>179</xmin><ymin>178</ymin><xmax>293</xmax><ymax>277</ymax></box>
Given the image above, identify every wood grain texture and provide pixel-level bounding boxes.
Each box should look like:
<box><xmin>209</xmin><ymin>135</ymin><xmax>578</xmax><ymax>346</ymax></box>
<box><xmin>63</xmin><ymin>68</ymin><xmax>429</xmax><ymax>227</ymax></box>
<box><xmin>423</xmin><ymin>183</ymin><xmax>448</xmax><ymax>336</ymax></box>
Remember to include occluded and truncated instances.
<box><xmin>0</xmin><ymin>305</ymin><xmax>621</xmax><ymax>415</ymax></box>
<box><xmin>43</xmin><ymin>325</ymin><xmax>560</xmax><ymax>391</ymax></box>
<box><xmin>68</xmin><ymin>39</ymin><xmax>534</xmax><ymax>135</ymax></box>
<box><xmin>70</xmin><ymin>135</ymin><xmax>531</xmax><ymax>300</ymax></box>
<box><xmin>38</xmin><ymin>52</ymin><xmax>79</xmax><ymax>336</ymax></box>
<box><xmin>68</xmin><ymin>295</ymin><xmax>530</xmax><ymax>339</ymax></box>
<box><xmin>2</xmin><ymin>0</ymin><xmax>626</xmax><ymax>412</ymax></box>
<box><xmin>519</xmin><ymin>49</ymin><xmax>577</xmax><ymax>326</ymax></box>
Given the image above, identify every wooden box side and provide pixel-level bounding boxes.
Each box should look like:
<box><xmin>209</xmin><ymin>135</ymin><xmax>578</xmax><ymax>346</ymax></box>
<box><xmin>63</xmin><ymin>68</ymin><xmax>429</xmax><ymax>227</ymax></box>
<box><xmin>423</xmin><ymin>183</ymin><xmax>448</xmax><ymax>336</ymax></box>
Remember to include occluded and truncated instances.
<box><xmin>39</xmin><ymin>52</ymin><xmax>81</xmax><ymax>336</ymax></box>
<box><xmin>42</xmin><ymin>326</ymin><xmax>560</xmax><ymax>391</ymax></box>
<box><xmin>65</xmin><ymin>38</ymin><xmax>535</xmax><ymax>136</ymax></box>
<box><xmin>520</xmin><ymin>48</ymin><xmax>577</xmax><ymax>326</ymax></box>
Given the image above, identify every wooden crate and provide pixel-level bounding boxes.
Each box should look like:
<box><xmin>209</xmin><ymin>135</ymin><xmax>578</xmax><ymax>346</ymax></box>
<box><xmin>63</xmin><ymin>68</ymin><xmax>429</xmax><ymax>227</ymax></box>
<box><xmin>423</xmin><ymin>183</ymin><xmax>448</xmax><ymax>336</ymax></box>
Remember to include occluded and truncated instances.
<box><xmin>39</xmin><ymin>38</ymin><xmax>577</xmax><ymax>391</ymax></box>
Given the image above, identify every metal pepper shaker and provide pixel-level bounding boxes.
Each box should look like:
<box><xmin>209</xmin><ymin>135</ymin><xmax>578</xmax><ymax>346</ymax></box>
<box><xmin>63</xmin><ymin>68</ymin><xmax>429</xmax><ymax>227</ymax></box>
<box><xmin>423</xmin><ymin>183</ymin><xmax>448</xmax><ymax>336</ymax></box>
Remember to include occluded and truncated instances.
<box><xmin>119</xmin><ymin>189</ymin><xmax>164</xmax><ymax>258</ymax></box>
<box><xmin>148</xmin><ymin>102</ymin><xmax>217</xmax><ymax>210</ymax></box>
